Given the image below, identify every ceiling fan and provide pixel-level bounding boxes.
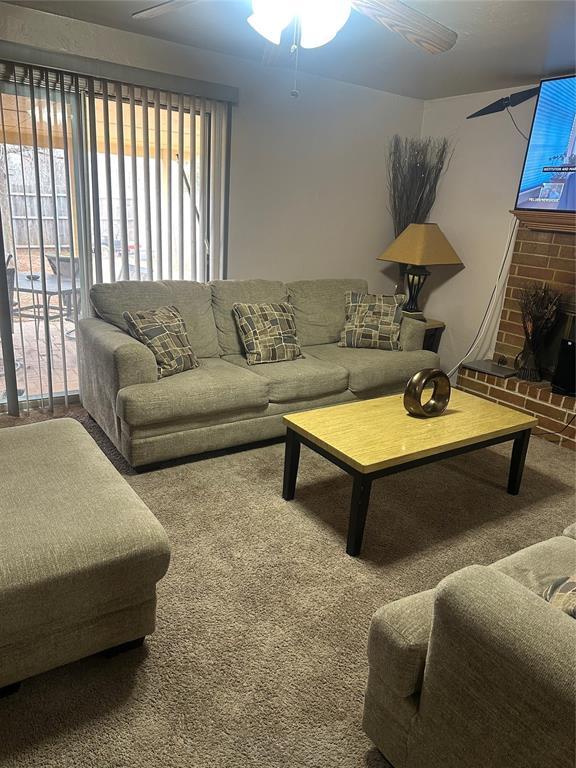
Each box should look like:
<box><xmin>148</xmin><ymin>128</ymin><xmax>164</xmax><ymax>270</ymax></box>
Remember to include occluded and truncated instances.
<box><xmin>466</xmin><ymin>87</ymin><xmax>540</xmax><ymax>119</ymax></box>
<box><xmin>131</xmin><ymin>0</ymin><xmax>458</xmax><ymax>55</ymax></box>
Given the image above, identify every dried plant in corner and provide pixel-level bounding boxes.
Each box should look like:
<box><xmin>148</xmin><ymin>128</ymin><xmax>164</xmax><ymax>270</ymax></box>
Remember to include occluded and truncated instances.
<box><xmin>387</xmin><ymin>135</ymin><xmax>452</xmax><ymax>238</ymax></box>
<box><xmin>386</xmin><ymin>135</ymin><xmax>452</xmax><ymax>290</ymax></box>
<box><xmin>515</xmin><ymin>283</ymin><xmax>562</xmax><ymax>381</ymax></box>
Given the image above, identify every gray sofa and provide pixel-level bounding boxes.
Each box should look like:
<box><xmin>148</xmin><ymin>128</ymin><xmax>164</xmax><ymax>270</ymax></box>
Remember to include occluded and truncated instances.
<box><xmin>79</xmin><ymin>278</ymin><xmax>439</xmax><ymax>466</ymax></box>
<box><xmin>363</xmin><ymin>522</ymin><xmax>576</xmax><ymax>768</ymax></box>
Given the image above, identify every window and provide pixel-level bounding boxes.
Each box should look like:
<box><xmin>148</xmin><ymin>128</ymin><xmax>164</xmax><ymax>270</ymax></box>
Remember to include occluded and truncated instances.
<box><xmin>0</xmin><ymin>62</ymin><xmax>231</xmax><ymax>412</ymax></box>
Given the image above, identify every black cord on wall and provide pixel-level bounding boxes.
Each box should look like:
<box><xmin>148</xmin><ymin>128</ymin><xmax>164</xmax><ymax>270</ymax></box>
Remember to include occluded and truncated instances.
<box><xmin>506</xmin><ymin>107</ymin><xmax>529</xmax><ymax>140</ymax></box>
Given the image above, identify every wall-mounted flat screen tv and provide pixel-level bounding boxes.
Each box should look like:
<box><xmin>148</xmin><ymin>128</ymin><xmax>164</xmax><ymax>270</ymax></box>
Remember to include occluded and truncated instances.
<box><xmin>515</xmin><ymin>74</ymin><xmax>576</xmax><ymax>213</ymax></box>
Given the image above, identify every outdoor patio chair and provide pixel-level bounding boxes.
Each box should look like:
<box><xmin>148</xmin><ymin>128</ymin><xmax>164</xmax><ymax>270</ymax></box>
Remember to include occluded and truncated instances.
<box><xmin>47</xmin><ymin>256</ymin><xmax>81</xmax><ymax>321</ymax></box>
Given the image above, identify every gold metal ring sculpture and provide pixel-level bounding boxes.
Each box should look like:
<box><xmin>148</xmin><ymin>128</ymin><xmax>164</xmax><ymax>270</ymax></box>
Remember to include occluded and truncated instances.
<box><xmin>403</xmin><ymin>368</ymin><xmax>451</xmax><ymax>418</ymax></box>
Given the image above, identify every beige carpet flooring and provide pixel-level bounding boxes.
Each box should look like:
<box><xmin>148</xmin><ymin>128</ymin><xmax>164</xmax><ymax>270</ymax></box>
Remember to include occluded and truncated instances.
<box><xmin>0</xmin><ymin>412</ymin><xmax>574</xmax><ymax>768</ymax></box>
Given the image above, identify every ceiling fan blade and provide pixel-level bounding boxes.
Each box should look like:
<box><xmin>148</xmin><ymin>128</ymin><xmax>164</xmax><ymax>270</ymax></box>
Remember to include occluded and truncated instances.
<box><xmin>467</xmin><ymin>98</ymin><xmax>509</xmax><ymax>119</ymax></box>
<box><xmin>467</xmin><ymin>88</ymin><xmax>539</xmax><ymax>119</ymax></box>
<box><xmin>509</xmin><ymin>86</ymin><xmax>540</xmax><ymax>108</ymax></box>
<box><xmin>132</xmin><ymin>0</ymin><xmax>196</xmax><ymax>20</ymax></box>
<box><xmin>352</xmin><ymin>0</ymin><xmax>457</xmax><ymax>54</ymax></box>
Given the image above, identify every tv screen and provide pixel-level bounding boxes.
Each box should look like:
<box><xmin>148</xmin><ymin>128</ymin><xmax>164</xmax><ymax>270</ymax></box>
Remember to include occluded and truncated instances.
<box><xmin>515</xmin><ymin>75</ymin><xmax>576</xmax><ymax>213</ymax></box>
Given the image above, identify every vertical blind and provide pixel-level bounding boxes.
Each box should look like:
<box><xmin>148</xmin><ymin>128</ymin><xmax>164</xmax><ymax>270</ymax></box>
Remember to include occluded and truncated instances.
<box><xmin>0</xmin><ymin>60</ymin><xmax>231</xmax><ymax>415</ymax></box>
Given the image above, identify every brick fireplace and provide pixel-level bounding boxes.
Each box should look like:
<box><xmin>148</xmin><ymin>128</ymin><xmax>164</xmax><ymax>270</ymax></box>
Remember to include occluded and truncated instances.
<box><xmin>457</xmin><ymin>224</ymin><xmax>575</xmax><ymax>450</ymax></box>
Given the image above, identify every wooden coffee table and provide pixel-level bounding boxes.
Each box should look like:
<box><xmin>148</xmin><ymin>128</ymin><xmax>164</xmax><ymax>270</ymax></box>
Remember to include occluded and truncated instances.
<box><xmin>282</xmin><ymin>389</ymin><xmax>537</xmax><ymax>557</ymax></box>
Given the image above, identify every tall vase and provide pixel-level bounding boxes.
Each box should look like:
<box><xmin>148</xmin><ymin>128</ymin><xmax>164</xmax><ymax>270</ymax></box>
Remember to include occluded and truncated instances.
<box><xmin>515</xmin><ymin>341</ymin><xmax>541</xmax><ymax>382</ymax></box>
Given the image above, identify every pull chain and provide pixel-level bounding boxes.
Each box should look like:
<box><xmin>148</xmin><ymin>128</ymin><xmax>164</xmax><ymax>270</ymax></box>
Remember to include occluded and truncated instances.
<box><xmin>290</xmin><ymin>18</ymin><xmax>301</xmax><ymax>99</ymax></box>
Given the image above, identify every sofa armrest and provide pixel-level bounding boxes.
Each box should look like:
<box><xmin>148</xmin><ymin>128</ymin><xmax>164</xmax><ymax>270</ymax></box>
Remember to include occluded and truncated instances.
<box><xmin>400</xmin><ymin>316</ymin><xmax>426</xmax><ymax>351</ymax></box>
<box><xmin>78</xmin><ymin>318</ymin><xmax>157</xmax><ymax>444</ymax></box>
<box><xmin>367</xmin><ymin>588</ymin><xmax>434</xmax><ymax>698</ymax></box>
<box><xmin>79</xmin><ymin>317</ymin><xmax>157</xmax><ymax>389</ymax></box>
<box><xmin>410</xmin><ymin>565</ymin><xmax>576</xmax><ymax>768</ymax></box>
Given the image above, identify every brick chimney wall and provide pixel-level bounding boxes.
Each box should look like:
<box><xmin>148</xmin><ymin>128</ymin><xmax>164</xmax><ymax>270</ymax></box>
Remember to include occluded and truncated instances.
<box><xmin>457</xmin><ymin>224</ymin><xmax>575</xmax><ymax>450</ymax></box>
<box><xmin>494</xmin><ymin>226</ymin><xmax>575</xmax><ymax>365</ymax></box>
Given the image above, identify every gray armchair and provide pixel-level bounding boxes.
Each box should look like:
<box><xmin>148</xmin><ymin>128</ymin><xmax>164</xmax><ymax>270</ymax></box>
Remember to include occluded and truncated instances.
<box><xmin>363</xmin><ymin>526</ymin><xmax>576</xmax><ymax>768</ymax></box>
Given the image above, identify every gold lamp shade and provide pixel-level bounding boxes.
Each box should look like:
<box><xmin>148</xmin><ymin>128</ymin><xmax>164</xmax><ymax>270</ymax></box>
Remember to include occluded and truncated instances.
<box><xmin>377</xmin><ymin>223</ymin><xmax>462</xmax><ymax>316</ymax></box>
<box><xmin>377</xmin><ymin>223</ymin><xmax>461</xmax><ymax>266</ymax></box>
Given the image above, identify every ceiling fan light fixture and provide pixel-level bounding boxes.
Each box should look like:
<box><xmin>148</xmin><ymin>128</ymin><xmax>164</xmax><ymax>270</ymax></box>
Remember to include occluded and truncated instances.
<box><xmin>299</xmin><ymin>0</ymin><xmax>352</xmax><ymax>49</ymax></box>
<box><xmin>249</xmin><ymin>0</ymin><xmax>352</xmax><ymax>49</ymax></box>
<box><xmin>248</xmin><ymin>0</ymin><xmax>295</xmax><ymax>45</ymax></box>
<box><xmin>247</xmin><ymin>13</ymin><xmax>284</xmax><ymax>44</ymax></box>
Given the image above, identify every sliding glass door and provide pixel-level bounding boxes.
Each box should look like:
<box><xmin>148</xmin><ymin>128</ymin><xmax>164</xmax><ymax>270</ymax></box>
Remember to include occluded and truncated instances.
<box><xmin>0</xmin><ymin>76</ymin><xmax>79</xmax><ymax>412</ymax></box>
<box><xmin>86</xmin><ymin>85</ymin><xmax>212</xmax><ymax>284</ymax></box>
<box><xmin>0</xmin><ymin>60</ymin><xmax>230</xmax><ymax>414</ymax></box>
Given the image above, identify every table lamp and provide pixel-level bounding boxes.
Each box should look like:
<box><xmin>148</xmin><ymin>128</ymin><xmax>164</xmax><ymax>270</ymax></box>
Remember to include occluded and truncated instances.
<box><xmin>377</xmin><ymin>223</ymin><xmax>462</xmax><ymax>317</ymax></box>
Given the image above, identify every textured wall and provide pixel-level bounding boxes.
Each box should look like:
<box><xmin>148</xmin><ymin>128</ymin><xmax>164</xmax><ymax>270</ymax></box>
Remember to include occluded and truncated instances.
<box><xmin>420</xmin><ymin>88</ymin><xmax>538</xmax><ymax>372</ymax></box>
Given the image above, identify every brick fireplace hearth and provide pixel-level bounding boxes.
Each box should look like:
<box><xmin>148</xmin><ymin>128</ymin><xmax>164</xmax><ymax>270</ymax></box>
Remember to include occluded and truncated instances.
<box><xmin>458</xmin><ymin>223</ymin><xmax>575</xmax><ymax>450</ymax></box>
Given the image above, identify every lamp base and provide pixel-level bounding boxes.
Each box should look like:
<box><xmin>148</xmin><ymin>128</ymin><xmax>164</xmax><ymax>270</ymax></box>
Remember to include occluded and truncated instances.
<box><xmin>395</xmin><ymin>263</ymin><xmax>407</xmax><ymax>295</ymax></box>
<box><xmin>405</xmin><ymin>265</ymin><xmax>430</xmax><ymax>314</ymax></box>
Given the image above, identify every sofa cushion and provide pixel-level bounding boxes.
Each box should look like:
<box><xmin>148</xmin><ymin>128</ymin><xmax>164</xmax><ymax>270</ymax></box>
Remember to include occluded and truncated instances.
<box><xmin>287</xmin><ymin>278</ymin><xmax>368</xmax><ymax>347</ymax></box>
<box><xmin>116</xmin><ymin>358</ymin><xmax>269</xmax><ymax>427</ymax></box>
<box><xmin>90</xmin><ymin>280</ymin><xmax>220</xmax><ymax>358</ymax></box>
<box><xmin>223</xmin><ymin>354</ymin><xmax>349</xmax><ymax>403</ymax></box>
<box><xmin>0</xmin><ymin>419</ymin><xmax>170</xmax><ymax>645</ymax></box>
<box><xmin>339</xmin><ymin>291</ymin><xmax>405</xmax><ymax>351</ymax></box>
<box><xmin>399</xmin><ymin>315</ymin><xmax>427</xmax><ymax>352</ymax></box>
<box><xmin>304</xmin><ymin>343</ymin><xmax>440</xmax><ymax>396</ymax></box>
<box><xmin>232</xmin><ymin>302</ymin><xmax>302</xmax><ymax>365</ymax></box>
<box><xmin>492</xmin><ymin>536</ymin><xmax>576</xmax><ymax>595</ymax></box>
<box><xmin>211</xmin><ymin>279</ymin><xmax>288</xmax><ymax>356</ymax></box>
<box><xmin>124</xmin><ymin>305</ymin><xmax>199</xmax><ymax>378</ymax></box>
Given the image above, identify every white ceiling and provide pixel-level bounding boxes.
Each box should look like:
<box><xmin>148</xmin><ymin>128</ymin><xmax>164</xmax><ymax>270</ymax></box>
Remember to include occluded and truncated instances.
<box><xmin>7</xmin><ymin>0</ymin><xmax>576</xmax><ymax>99</ymax></box>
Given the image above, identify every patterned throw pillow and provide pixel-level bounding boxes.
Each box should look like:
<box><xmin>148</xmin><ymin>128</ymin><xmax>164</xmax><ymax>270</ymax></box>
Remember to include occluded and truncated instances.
<box><xmin>232</xmin><ymin>302</ymin><xmax>302</xmax><ymax>365</ymax></box>
<box><xmin>123</xmin><ymin>305</ymin><xmax>199</xmax><ymax>379</ymax></box>
<box><xmin>542</xmin><ymin>575</ymin><xmax>576</xmax><ymax>618</ymax></box>
<box><xmin>339</xmin><ymin>291</ymin><xmax>406</xmax><ymax>351</ymax></box>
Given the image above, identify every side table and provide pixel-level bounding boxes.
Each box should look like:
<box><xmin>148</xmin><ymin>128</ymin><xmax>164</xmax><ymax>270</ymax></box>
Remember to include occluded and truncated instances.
<box><xmin>423</xmin><ymin>318</ymin><xmax>445</xmax><ymax>353</ymax></box>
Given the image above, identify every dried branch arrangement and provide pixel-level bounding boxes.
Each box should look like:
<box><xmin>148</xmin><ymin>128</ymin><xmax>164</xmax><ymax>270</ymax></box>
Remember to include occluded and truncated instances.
<box><xmin>387</xmin><ymin>135</ymin><xmax>451</xmax><ymax>237</ymax></box>
<box><xmin>516</xmin><ymin>283</ymin><xmax>562</xmax><ymax>381</ymax></box>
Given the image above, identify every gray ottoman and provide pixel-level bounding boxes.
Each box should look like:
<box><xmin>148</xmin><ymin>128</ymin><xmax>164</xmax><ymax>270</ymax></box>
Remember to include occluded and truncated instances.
<box><xmin>0</xmin><ymin>418</ymin><xmax>170</xmax><ymax>694</ymax></box>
